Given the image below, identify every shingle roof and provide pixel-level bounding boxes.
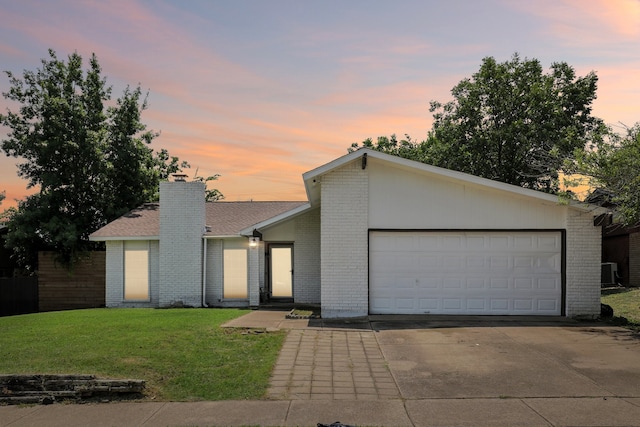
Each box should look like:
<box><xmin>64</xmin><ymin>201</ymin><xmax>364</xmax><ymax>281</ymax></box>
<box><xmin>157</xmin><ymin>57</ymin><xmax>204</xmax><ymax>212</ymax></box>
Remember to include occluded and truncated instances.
<box><xmin>205</xmin><ymin>201</ymin><xmax>306</xmax><ymax>236</ymax></box>
<box><xmin>90</xmin><ymin>204</ymin><xmax>161</xmax><ymax>239</ymax></box>
<box><xmin>89</xmin><ymin>201</ymin><xmax>307</xmax><ymax>240</ymax></box>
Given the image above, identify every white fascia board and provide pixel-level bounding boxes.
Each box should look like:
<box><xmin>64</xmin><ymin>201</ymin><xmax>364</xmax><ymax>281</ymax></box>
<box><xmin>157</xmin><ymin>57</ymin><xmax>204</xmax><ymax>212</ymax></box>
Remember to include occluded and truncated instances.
<box><xmin>89</xmin><ymin>235</ymin><xmax>160</xmax><ymax>242</ymax></box>
<box><xmin>303</xmin><ymin>150</ymin><xmax>364</xmax><ymax>205</ymax></box>
<box><xmin>239</xmin><ymin>202</ymin><xmax>313</xmax><ymax>236</ymax></box>
<box><xmin>203</xmin><ymin>235</ymin><xmax>244</xmax><ymax>239</ymax></box>
<box><xmin>302</xmin><ymin>148</ymin><xmax>607</xmax><ymax>214</ymax></box>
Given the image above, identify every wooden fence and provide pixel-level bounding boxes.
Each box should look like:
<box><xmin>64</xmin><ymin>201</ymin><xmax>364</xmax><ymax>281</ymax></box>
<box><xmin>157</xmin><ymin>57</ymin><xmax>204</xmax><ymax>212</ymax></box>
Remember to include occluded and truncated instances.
<box><xmin>38</xmin><ymin>252</ymin><xmax>105</xmax><ymax>312</ymax></box>
<box><xmin>0</xmin><ymin>277</ymin><xmax>38</xmax><ymax>317</ymax></box>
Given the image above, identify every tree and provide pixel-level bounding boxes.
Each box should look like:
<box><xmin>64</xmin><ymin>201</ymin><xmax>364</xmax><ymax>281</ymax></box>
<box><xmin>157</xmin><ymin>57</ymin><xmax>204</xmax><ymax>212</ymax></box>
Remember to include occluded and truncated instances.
<box><xmin>193</xmin><ymin>168</ymin><xmax>224</xmax><ymax>202</ymax></box>
<box><xmin>0</xmin><ymin>50</ymin><xmax>222</xmax><ymax>270</ymax></box>
<box><xmin>351</xmin><ymin>54</ymin><xmax>606</xmax><ymax>193</ymax></box>
<box><xmin>575</xmin><ymin>123</ymin><xmax>640</xmax><ymax>225</ymax></box>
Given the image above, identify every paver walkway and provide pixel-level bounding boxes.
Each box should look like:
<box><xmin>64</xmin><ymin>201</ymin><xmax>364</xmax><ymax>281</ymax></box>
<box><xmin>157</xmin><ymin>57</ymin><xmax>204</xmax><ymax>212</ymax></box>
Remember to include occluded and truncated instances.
<box><xmin>267</xmin><ymin>329</ymin><xmax>401</xmax><ymax>400</ymax></box>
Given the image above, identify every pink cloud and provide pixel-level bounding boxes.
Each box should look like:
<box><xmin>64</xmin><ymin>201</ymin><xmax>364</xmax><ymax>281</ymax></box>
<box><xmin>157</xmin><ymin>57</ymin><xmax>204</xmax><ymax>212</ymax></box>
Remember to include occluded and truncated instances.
<box><xmin>585</xmin><ymin>62</ymin><xmax>640</xmax><ymax>127</ymax></box>
<box><xmin>0</xmin><ymin>0</ymin><xmax>267</xmax><ymax>110</ymax></box>
<box><xmin>508</xmin><ymin>0</ymin><xmax>640</xmax><ymax>42</ymax></box>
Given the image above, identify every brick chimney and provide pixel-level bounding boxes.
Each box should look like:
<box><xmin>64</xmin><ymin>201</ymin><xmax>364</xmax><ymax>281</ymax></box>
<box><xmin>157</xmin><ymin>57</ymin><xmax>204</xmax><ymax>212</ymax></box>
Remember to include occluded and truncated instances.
<box><xmin>158</xmin><ymin>177</ymin><xmax>205</xmax><ymax>307</ymax></box>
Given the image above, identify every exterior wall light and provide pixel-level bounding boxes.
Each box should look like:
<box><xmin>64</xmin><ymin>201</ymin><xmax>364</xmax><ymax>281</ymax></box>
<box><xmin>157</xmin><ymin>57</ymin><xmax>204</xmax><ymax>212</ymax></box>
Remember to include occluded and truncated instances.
<box><xmin>249</xmin><ymin>236</ymin><xmax>260</xmax><ymax>248</ymax></box>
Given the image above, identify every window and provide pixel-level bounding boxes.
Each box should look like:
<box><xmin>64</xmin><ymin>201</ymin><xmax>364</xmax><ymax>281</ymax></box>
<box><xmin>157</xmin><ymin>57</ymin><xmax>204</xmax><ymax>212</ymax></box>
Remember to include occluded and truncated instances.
<box><xmin>124</xmin><ymin>240</ymin><xmax>149</xmax><ymax>300</ymax></box>
<box><xmin>223</xmin><ymin>248</ymin><xmax>247</xmax><ymax>299</ymax></box>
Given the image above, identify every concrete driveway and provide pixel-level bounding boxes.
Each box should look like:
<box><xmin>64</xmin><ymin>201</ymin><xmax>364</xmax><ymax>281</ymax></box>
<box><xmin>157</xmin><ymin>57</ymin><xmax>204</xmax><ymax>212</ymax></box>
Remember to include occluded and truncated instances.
<box><xmin>372</xmin><ymin>319</ymin><xmax>640</xmax><ymax>399</ymax></box>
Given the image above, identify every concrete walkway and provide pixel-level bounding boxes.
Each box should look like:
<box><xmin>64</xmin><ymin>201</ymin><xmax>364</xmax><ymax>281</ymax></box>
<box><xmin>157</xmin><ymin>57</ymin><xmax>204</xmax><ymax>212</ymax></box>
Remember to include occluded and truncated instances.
<box><xmin>267</xmin><ymin>329</ymin><xmax>401</xmax><ymax>400</ymax></box>
<box><xmin>2</xmin><ymin>310</ymin><xmax>640</xmax><ymax>426</ymax></box>
<box><xmin>4</xmin><ymin>397</ymin><xmax>640</xmax><ymax>426</ymax></box>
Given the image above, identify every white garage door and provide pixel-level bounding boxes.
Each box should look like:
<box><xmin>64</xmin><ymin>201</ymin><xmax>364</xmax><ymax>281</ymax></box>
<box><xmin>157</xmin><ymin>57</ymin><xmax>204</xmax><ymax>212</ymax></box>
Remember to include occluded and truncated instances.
<box><xmin>369</xmin><ymin>231</ymin><xmax>562</xmax><ymax>315</ymax></box>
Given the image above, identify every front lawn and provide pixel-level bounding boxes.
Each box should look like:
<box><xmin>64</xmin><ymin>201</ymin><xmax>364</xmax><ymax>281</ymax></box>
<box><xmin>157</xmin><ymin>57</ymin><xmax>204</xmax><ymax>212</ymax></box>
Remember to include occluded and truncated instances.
<box><xmin>0</xmin><ymin>308</ymin><xmax>285</xmax><ymax>401</ymax></box>
<box><xmin>601</xmin><ymin>287</ymin><xmax>640</xmax><ymax>330</ymax></box>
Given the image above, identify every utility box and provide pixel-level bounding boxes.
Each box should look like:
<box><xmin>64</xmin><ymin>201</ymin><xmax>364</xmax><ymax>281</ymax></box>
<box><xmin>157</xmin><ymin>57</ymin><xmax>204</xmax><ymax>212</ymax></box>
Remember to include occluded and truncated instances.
<box><xmin>601</xmin><ymin>262</ymin><xmax>619</xmax><ymax>286</ymax></box>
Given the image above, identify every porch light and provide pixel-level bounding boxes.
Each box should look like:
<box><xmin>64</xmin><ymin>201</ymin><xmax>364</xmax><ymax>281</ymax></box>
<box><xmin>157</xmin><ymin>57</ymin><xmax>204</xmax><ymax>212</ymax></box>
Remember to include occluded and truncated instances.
<box><xmin>249</xmin><ymin>236</ymin><xmax>260</xmax><ymax>248</ymax></box>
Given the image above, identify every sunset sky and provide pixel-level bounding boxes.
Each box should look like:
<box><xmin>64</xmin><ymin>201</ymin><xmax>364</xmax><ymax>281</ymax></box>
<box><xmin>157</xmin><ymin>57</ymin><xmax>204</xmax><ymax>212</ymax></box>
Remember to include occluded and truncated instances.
<box><xmin>1</xmin><ymin>0</ymin><xmax>639</xmax><ymax>209</ymax></box>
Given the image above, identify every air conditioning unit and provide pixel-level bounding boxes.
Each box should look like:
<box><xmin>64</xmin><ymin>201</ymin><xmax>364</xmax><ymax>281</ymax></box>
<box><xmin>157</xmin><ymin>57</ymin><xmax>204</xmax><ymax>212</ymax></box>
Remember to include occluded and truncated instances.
<box><xmin>601</xmin><ymin>262</ymin><xmax>618</xmax><ymax>286</ymax></box>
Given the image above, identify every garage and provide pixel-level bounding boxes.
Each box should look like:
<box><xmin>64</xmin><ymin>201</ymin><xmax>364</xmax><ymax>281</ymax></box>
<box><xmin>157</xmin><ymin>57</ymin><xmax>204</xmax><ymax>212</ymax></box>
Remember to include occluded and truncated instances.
<box><xmin>369</xmin><ymin>230</ymin><xmax>563</xmax><ymax>315</ymax></box>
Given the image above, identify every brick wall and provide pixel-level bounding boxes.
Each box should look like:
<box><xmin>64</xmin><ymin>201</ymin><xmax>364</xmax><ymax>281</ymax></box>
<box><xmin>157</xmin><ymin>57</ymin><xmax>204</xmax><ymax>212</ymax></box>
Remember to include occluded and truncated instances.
<box><xmin>630</xmin><ymin>232</ymin><xmax>640</xmax><ymax>287</ymax></box>
<box><xmin>205</xmin><ymin>239</ymin><xmax>223</xmax><ymax>305</ymax></box>
<box><xmin>294</xmin><ymin>208</ymin><xmax>321</xmax><ymax>303</ymax></box>
<box><xmin>249</xmin><ymin>241</ymin><xmax>260</xmax><ymax>307</ymax></box>
<box><xmin>320</xmin><ymin>160</ymin><xmax>369</xmax><ymax>318</ymax></box>
<box><xmin>105</xmin><ymin>241</ymin><xmax>123</xmax><ymax>307</ymax></box>
<box><xmin>149</xmin><ymin>240</ymin><xmax>160</xmax><ymax>306</ymax></box>
<box><xmin>159</xmin><ymin>181</ymin><xmax>205</xmax><ymax>307</ymax></box>
<box><xmin>565</xmin><ymin>210</ymin><xmax>602</xmax><ymax>318</ymax></box>
<box><xmin>38</xmin><ymin>251</ymin><xmax>105</xmax><ymax>312</ymax></box>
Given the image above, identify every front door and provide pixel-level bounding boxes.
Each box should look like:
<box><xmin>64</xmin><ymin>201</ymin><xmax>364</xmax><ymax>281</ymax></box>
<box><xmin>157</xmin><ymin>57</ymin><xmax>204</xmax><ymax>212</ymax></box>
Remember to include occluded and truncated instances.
<box><xmin>269</xmin><ymin>244</ymin><xmax>293</xmax><ymax>300</ymax></box>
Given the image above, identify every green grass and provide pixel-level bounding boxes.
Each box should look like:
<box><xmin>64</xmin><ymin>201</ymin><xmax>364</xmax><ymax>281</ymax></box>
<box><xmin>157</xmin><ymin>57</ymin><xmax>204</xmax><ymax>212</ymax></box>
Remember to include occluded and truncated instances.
<box><xmin>601</xmin><ymin>287</ymin><xmax>640</xmax><ymax>330</ymax></box>
<box><xmin>0</xmin><ymin>308</ymin><xmax>285</xmax><ymax>401</ymax></box>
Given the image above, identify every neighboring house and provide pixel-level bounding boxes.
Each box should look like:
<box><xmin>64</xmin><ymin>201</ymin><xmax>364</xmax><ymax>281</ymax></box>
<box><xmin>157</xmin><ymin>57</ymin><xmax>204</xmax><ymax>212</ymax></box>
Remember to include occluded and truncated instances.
<box><xmin>90</xmin><ymin>148</ymin><xmax>607</xmax><ymax>318</ymax></box>
<box><xmin>601</xmin><ymin>223</ymin><xmax>640</xmax><ymax>287</ymax></box>
<box><xmin>585</xmin><ymin>188</ymin><xmax>640</xmax><ymax>287</ymax></box>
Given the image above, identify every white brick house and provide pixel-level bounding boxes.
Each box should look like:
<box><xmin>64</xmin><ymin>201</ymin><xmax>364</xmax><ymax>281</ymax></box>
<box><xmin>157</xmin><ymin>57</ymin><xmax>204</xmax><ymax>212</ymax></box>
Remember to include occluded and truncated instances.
<box><xmin>90</xmin><ymin>149</ymin><xmax>606</xmax><ymax>318</ymax></box>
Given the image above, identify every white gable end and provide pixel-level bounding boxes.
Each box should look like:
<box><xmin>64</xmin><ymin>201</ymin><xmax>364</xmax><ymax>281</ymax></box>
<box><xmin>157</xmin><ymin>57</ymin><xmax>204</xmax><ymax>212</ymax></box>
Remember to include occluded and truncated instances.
<box><xmin>368</xmin><ymin>158</ymin><xmax>568</xmax><ymax>229</ymax></box>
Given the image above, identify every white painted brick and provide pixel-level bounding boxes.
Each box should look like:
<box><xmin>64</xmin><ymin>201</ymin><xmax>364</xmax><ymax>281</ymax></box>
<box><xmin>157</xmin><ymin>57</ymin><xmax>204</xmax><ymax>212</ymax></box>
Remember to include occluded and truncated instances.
<box><xmin>205</xmin><ymin>239</ymin><xmax>223</xmax><ymax>305</ymax></box>
<box><xmin>105</xmin><ymin>241</ymin><xmax>123</xmax><ymax>307</ymax></box>
<box><xmin>294</xmin><ymin>208</ymin><xmax>321</xmax><ymax>304</ymax></box>
<box><xmin>159</xmin><ymin>181</ymin><xmax>205</xmax><ymax>307</ymax></box>
<box><xmin>565</xmin><ymin>210</ymin><xmax>602</xmax><ymax>318</ymax></box>
<box><xmin>249</xmin><ymin>242</ymin><xmax>260</xmax><ymax>307</ymax></box>
<box><xmin>320</xmin><ymin>160</ymin><xmax>369</xmax><ymax>318</ymax></box>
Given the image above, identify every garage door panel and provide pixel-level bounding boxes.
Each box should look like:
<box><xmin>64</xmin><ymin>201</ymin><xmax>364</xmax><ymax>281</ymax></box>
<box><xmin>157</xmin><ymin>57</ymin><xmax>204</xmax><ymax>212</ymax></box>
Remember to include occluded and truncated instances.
<box><xmin>538</xmin><ymin>235</ymin><xmax>560</xmax><ymax>249</ymax></box>
<box><xmin>490</xmin><ymin>236</ymin><xmax>510</xmax><ymax>249</ymax></box>
<box><xmin>466</xmin><ymin>236</ymin><xmax>486</xmax><ymax>249</ymax></box>
<box><xmin>443</xmin><ymin>299</ymin><xmax>462</xmax><ymax>310</ymax></box>
<box><xmin>466</xmin><ymin>277</ymin><xmax>486</xmax><ymax>289</ymax></box>
<box><xmin>419</xmin><ymin>277</ymin><xmax>439</xmax><ymax>288</ymax></box>
<box><xmin>538</xmin><ymin>299</ymin><xmax>558</xmax><ymax>311</ymax></box>
<box><xmin>466</xmin><ymin>256</ymin><xmax>487</xmax><ymax>269</ymax></box>
<box><xmin>466</xmin><ymin>298</ymin><xmax>485</xmax><ymax>310</ymax></box>
<box><xmin>370</xmin><ymin>231</ymin><xmax>562</xmax><ymax>315</ymax></box>
<box><xmin>443</xmin><ymin>277</ymin><xmax>463</xmax><ymax>288</ymax></box>
<box><xmin>538</xmin><ymin>277</ymin><xmax>560</xmax><ymax>290</ymax></box>
<box><xmin>490</xmin><ymin>278</ymin><xmax>509</xmax><ymax>289</ymax></box>
<box><xmin>514</xmin><ymin>236</ymin><xmax>534</xmax><ymax>248</ymax></box>
<box><xmin>490</xmin><ymin>299</ymin><xmax>509</xmax><ymax>311</ymax></box>
<box><xmin>442</xmin><ymin>236</ymin><xmax>464</xmax><ymax>249</ymax></box>
<box><xmin>514</xmin><ymin>277</ymin><xmax>534</xmax><ymax>289</ymax></box>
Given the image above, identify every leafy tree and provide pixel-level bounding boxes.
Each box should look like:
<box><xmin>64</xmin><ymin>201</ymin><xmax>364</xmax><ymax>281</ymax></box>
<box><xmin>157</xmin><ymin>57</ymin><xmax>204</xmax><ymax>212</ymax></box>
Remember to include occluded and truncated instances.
<box><xmin>352</xmin><ymin>54</ymin><xmax>606</xmax><ymax>193</ymax></box>
<box><xmin>0</xmin><ymin>191</ymin><xmax>4</xmax><ymax>206</ymax></box>
<box><xmin>193</xmin><ymin>168</ymin><xmax>224</xmax><ymax>202</ymax></box>
<box><xmin>0</xmin><ymin>50</ymin><xmax>222</xmax><ymax>270</ymax></box>
<box><xmin>349</xmin><ymin>134</ymin><xmax>426</xmax><ymax>160</ymax></box>
<box><xmin>574</xmin><ymin>124</ymin><xmax>640</xmax><ymax>224</ymax></box>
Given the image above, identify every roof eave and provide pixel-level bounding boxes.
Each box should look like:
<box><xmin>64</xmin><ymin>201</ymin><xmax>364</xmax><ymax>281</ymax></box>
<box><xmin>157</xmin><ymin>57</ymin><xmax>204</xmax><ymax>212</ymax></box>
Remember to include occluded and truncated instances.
<box><xmin>302</xmin><ymin>148</ymin><xmax>608</xmax><ymax>213</ymax></box>
<box><xmin>89</xmin><ymin>235</ymin><xmax>160</xmax><ymax>242</ymax></box>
